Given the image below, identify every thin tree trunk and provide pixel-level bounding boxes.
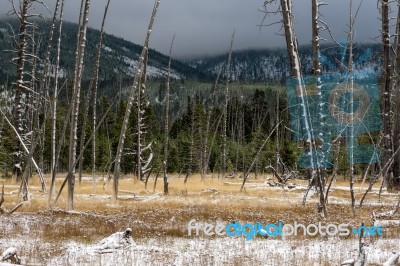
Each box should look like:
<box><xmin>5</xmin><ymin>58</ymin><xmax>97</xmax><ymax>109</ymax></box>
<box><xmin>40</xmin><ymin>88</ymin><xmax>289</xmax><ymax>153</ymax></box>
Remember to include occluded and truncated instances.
<box><xmin>222</xmin><ymin>30</ymin><xmax>235</xmax><ymax>176</ymax></box>
<box><xmin>348</xmin><ymin>3</ymin><xmax>356</xmax><ymax>215</ymax></box>
<box><xmin>48</xmin><ymin>4</ymin><xmax>65</xmax><ymax>204</ymax></box>
<box><xmin>162</xmin><ymin>33</ymin><xmax>175</xmax><ymax>194</ymax></box>
<box><xmin>49</xmin><ymin>0</ymin><xmax>65</xmax><ymax>203</ymax></box>
<box><xmin>241</xmin><ymin>124</ymin><xmax>279</xmax><ymax>192</ymax></box>
<box><xmin>54</xmin><ymin>97</ymin><xmax>117</xmax><ymax>205</ymax></box>
<box><xmin>76</xmin><ymin>0</ymin><xmax>111</xmax><ymax>187</ymax></box>
<box><xmin>67</xmin><ymin>0</ymin><xmax>90</xmax><ymax>210</ymax></box>
<box><xmin>203</xmin><ymin>65</ymin><xmax>223</xmax><ymax>179</ymax></box>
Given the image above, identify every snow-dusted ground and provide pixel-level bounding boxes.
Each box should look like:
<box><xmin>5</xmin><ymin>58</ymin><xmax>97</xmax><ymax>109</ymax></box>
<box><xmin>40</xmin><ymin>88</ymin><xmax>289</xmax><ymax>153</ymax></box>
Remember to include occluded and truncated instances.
<box><xmin>1</xmin><ymin>235</ymin><xmax>399</xmax><ymax>265</ymax></box>
<box><xmin>1</xmin><ymin>179</ymin><xmax>399</xmax><ymax>265</ymax></box>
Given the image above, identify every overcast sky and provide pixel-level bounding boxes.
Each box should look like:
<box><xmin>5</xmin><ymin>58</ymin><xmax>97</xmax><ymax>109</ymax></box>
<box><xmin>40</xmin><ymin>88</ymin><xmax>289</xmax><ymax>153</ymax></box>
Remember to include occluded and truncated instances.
<box><xmin>0</xmin><ymin>0</ymin><xmax>382</xmax><ymax>58</ymax></box>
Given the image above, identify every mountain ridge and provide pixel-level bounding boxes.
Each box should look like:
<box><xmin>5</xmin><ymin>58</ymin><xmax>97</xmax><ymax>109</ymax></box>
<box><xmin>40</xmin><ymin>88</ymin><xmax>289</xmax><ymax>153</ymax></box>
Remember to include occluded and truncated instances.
<box><xmin>0</xmin><ymin>17</ymin><xmax>206</xmax><ymax>84</ymax></box>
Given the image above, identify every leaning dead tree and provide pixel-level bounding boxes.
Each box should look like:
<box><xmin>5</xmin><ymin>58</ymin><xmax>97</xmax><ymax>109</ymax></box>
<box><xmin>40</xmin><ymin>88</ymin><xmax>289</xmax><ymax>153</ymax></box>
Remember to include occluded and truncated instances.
<box><xmin>261</xmin><ymin>0</ymin><xmax>326</xmax><ymax>217</ymax></box>
<box><xmin>113</xmin><ymin>0</ymin><xmax>161</xmax><ymax>202</ymax></box>
<box><xmin>0</xmin><ymin>185</ymin><xmax>23</xmax><ymax>215</ymax></box>
<box><xmin>240</xmin><ymin>124</ymin><xmax>279</xmax><ymax>192</ymax></box>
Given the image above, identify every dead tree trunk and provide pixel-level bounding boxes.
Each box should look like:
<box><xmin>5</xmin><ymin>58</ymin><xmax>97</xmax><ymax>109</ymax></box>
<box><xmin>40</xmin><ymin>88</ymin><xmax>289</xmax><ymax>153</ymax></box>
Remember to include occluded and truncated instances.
<box><xmin>221</xmin><ymin>30</ymin><xmax>235</xmax><ymax>175</ymax></box>
<box><xmin>113</xmin><ymin>0</ymin><xmax>160</xmax><ymax>202</ymax></box>
<box><xmin>162</xmin><ymin>34</ymin><xmax>175</xmax><ymax>194</ymax></box>
<box><xmin>280</xmin><ymin>0</ymin><xmax>326</xmax><ymax>217</ymax></box>
<box><xmin>76</xmin><ymin>0</ymin><xmax>111</xmax><ymax>185</ymax></box>
<box><xmin>49</xmin><ymin>0</ymin><xmax>65</xmax><ymax>204</ymax></box>
<box><xmin>203</xmin><ymin>65</ymin><xmax>223</xmax><ymax>179</ymax></box>
<box><xmin>381</xmin><ymin>0</ymin><xmax>393</xmax><ymax>191</ymax></box>
<box><xmin>391</xmin><ymin>2</ymin><xmax>400</xmax><ymax>191</ymax></box>
<box><xmin>12</xmin><ymin>0</ymin><xmax>30</xmax><ymax>181</ymax></box>
<box><xmin>67</xmin><ymin>0</ymin><xmax>90</xmax><ymax>210</ymax></box>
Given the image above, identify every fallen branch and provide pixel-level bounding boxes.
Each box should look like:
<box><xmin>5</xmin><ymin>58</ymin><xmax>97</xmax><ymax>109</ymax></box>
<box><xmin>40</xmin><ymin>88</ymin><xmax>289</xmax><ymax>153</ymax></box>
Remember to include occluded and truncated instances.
<box><xmin>0</xmin><ymin>110</ymin><xmax>46</xmax><ymax>192</ymax></box>
<box><xmin>0</xmin><ymin>185</ymin><xmax>24</xmax><ymax>215</ymax></box>
<box><xmin>240</xmin><ymin>123</ymin><xmax>280</xmax><ymax>192</ymax></box>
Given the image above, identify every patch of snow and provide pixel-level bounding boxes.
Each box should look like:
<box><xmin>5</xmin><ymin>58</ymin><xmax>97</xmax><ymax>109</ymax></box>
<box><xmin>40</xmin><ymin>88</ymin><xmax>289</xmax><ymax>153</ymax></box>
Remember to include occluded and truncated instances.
<box><xmin>121</xmin><ymin>56</ymin><xmax>182</xmax><ymax>79</ymax></box>
<box><xmin>103</xmin><ymin>46</ymin><xmax>113</xmax><ymax>52</ymax></box>
<box><xmin>97</xmin><ymin>228</ymin><xmax>134</xmax><ymax>251</ymax></box>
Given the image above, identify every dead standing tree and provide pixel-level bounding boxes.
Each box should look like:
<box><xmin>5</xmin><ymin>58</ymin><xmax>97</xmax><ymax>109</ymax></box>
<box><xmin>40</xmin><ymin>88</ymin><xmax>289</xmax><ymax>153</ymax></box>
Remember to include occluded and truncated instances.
<box><xmin>113</xmin><ymin>0</ymin><xmax>161</xmax><ymax>202</ymax></box>
<box><xmin>48</xmin><ymin>0</ymin><xmax>65</xmax><ymax>204</ymax></box>
<box><xmin>8</xmin><ymin>0</ymin><xmax>39</xmax><ymax>181</ymax></box>
<box><xmin>7</xmin><ymin>0</ymin><xmax>47</xmax><ymax>195</ymax></box>
<box><xmin>261</xmin><ymin>0</ymin><xmax>327</xmax><ymax>217</ymax></box>
<box><xmin>221</xmin><ymin>30</ymin><xmax>235</xmax><ymax>177</ymax></box>
<box><xmin>77</xmin><ymin>0</ymin><xmax>111</xmax><ymax>186</ymax></box>
<box><xmin>162</xmin><ymin>34</ymin><xmax>175</xmax><ymax>194</ymax></box>
<box><xmin>392</xmin><ymin>1</ymin><xmax>400</xmax><ymax>191</ymax></box>
<box><xmin>380</xmin><ymin>0</ymin><xmax>392</xmax><ymax>192</ymax></box>
<box><xmin>135</xmin><ymin>56</ymin><xmax>154</xmax><ymax>183</ymax></box>
<box><xmin>67</xmin><ymin>0</ymin><xmax>91</xmax><ymax>210</ymax></box>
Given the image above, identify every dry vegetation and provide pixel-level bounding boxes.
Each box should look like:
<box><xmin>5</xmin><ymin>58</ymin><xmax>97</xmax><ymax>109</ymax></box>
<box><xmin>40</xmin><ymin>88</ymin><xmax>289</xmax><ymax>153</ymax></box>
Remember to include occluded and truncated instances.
<box><xmin>0</xmin><ymin>174</ymin><xmax>399</xmax><ymax>265</ymax></box>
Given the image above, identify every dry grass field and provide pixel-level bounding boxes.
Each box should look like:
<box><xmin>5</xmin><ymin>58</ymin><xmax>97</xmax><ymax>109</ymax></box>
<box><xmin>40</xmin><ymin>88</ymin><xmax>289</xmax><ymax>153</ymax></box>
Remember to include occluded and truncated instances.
<box><xmin>0</xmin><ymin>173</ymin><xmax>399</xmax><ymax>265</ymax></box>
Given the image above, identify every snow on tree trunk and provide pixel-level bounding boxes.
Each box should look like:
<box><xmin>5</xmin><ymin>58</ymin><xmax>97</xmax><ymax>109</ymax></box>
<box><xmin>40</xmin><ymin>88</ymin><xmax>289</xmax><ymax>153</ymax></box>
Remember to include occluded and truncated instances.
<box><xmin>12</xmin><ymin>0</ymin><xmax>30</xmax><ymax>182</ymax></box>
<box><xmin>381</xmin><ymin>0</ymin><xmax>393</xmax><ymax>191</ymax></box>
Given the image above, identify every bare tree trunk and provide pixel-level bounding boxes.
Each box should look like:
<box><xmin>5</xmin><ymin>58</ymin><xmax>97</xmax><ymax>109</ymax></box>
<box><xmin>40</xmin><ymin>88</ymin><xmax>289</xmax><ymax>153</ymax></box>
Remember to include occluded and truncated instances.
<box><xmin>348</xmin><ymin>2</ymin><xmax>356</xmax><ymax>214</ymax></box>
<box><xmin>184</xmin><ymin>99</ymin><xmax>195</xmax><ymax>184</ymax></box>
<box><xmin>391</xmin><ymin>3</ymin><xmax>400</xmax><ymax>191</ymax></box>
<box><xmin>113</xmin><ymin>0</ymin><xmax>161</xmax><ymax>202</ymax></box>
<box><xmin>68</xmin><ymin>0</ymin><xmax>90</xmax><ymax>210</ymax></box>
<box><xmin>76</xmin><ymin>0</ymin><xmax>111</xmax><ymax>187</ymax></box>
<box><xmin>37</xmin><ymin>0</ymin><xmax>61</xmax><ymax>177</ymax></box>
<box><xmin>222</xmin><ymin>30</ymin><xmax>235</xmax><ymax>176</ymax></box>
<box><xmin>162</xmin><ymin>34</ymin><xmax>175</xmax><ymax>194</ymax></box>
<box><xmin>381</xmin><ymin>0</ymin><xmax>393</xmax><ymax>191</ymax></box>
<box><xmin>49</xmin><ymin>0</ymin><xmax>65</xmax><ymax>204</ymax></box>
<box><xmin>23</xmin><ymin>22</ymin><xmax>39</xmax><ymax>200</ymax></box>
<box><xmin>280</xmin><ymin>0</ymin><xmax>326</xmax><ymax>217</ymax></box>
<box><xmin>12</xmin><ymin>0</ymin><xmax>30</xmax><ymax>181</ymax></box>
<box><xmin>203</xmin><ymin>65</ymin><xmax>223</xmax><ymax>179</ymax></box>
<box><xmin>241</xmin><ymin>124</ymin><xmax>279</xmax><ymax>192</ymax></box>
<box><xmin>53</xmin><ymin>98</ymin><xmax>116</xmax><ymax>205</ymax></box>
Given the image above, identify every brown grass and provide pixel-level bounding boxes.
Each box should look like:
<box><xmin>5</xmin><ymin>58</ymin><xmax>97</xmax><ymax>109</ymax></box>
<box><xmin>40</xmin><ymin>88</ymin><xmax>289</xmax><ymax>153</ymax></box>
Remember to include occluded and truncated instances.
<box><xmin>0</xmin><ymin>173</ymin><xmax>398</xmax><ymax>243</ymax></box>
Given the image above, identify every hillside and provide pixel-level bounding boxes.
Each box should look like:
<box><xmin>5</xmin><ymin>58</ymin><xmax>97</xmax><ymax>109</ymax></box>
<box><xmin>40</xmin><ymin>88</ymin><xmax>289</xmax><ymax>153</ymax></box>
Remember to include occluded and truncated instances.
<box><xmin>188</xmin><ymin>43</ymin><xmax>382</xmax><ymax>82</ymax></box>
<box><xmin>0</xmin><ymin>17</ymin><xmax>383</xmax><ymax>85</ymax></box>
<box><xmin>0</xmin><ymin>18</ymin><xmax>206</xmax><ymax>84</ymax></box>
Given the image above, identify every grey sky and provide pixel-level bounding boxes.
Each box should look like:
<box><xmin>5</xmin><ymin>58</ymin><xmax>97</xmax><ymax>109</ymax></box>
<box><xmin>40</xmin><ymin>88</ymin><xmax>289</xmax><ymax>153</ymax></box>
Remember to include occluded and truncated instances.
<box><xmin>0</xmin><ymin>1</ymin><xmax>382</xmax><ymax>58</ymax></box>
